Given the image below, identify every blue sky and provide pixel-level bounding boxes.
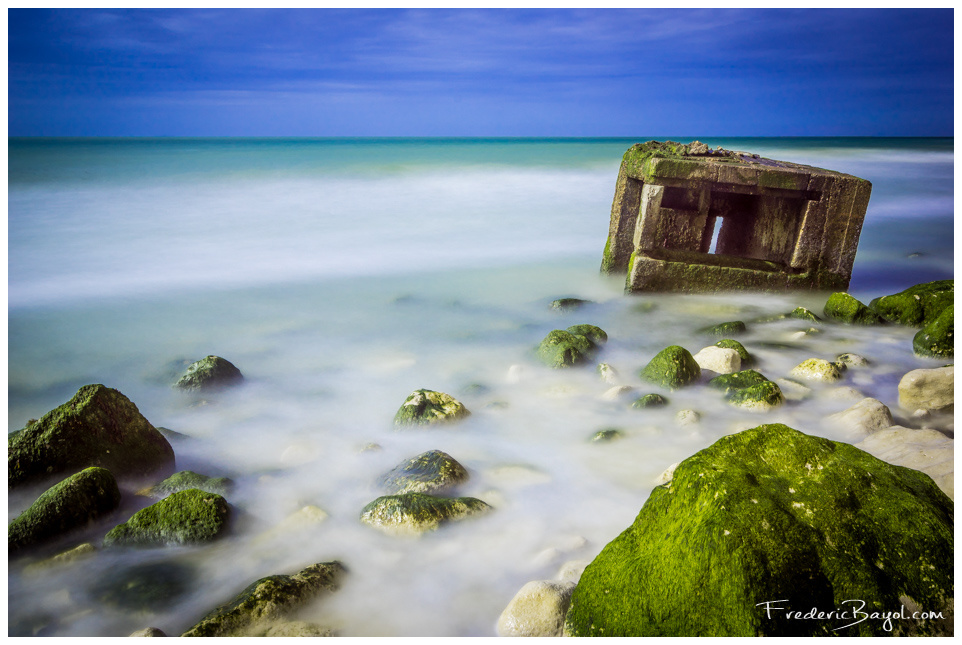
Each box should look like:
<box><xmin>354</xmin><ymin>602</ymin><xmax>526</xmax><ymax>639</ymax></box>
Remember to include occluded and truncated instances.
<box><xmin>7</xmin><ymin>8</ymin><xmax>954</xmax><ymax>137</ymax></box>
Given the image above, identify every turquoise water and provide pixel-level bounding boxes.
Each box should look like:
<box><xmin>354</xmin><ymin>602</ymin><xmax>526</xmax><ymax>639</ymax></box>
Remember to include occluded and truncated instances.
<box><xmin>7</xmin><ymin>138</ymin><xmax>954</xmax><ymax>636</ymax></box>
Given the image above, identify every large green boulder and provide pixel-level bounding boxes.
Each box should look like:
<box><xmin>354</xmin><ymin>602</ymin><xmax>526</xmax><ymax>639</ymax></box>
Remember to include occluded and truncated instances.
<box><xmin>393</xmin><ymin>389</ymin><xmax>470</xmax><ymax>426</ymax></box>
<box><xmin>378</xmin><ymin>450</ymin><xmax>469</xmax><ymax>496</ymax></box>
<box><xmin>870</xmin><ymin>279</ymin><xmax>953</xmax><ymax>327</ymax></box>
<box><xmin>823</xmin><ymin>292</ymin><xmax>884</xmax><ymax>325</ymax></box>
<box><xmin>175</xmin><ymin>355</ymin><xmax>244</xmax><ymax>392</ymax></box>
<box><xmin>564</xmin><ymin>424</ymin><xmax>953</xmax><ymax>636</ymax></box>
<box><xmin>360</xmin><ymin>492</ymin><xmax>491</xmax><ymax>536</ymax></box>
<box><xmin>536</xmin><ymin>330</ymin><xmax>593</xmax><ymax>368</ymax></box>
<box><xmin>104</xmin><ymin>489</ymin><xmax>230</xmax><ymax>547</ymax></box>
<box><xmin>181</xmin><ymin>561</ymin><xmax>345</xmax><ymax>637</ymax></box>
<box><xmin>9</xmin><ymin>467</ymin><xmax>121</xmax><ymax>554</ymax></box>
<box><xmin>9</xmin><ymin>384</ymin><xmax>175</xmax><ymax>489</ymax></box>
<box><xmin>639</xmin><ymin>346</ymin><xmax>701</xmax><ymax>390</ymax></box>
<box><xmin>913</xmin><ymin>304</ymin><xmax>953</xmax><ymax>359</ymax></box>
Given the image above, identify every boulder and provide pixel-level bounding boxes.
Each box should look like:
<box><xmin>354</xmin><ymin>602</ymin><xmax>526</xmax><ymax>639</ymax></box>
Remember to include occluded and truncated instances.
<box><xmin>142</xmin><ymin>470</ymin><xmax>234</xmax><ymax>499</ymax></box>
<box><xmin>699</xmin><ymin>321</ymin><xmax>747</xmax><ymax>337</ymax></box>
<box><xmin>497</xmin><ymin>580</ymin><xmax>576</xmax><ymax>637</ymax></box>
<box><xmin>692</xmin><ymin>346</ymin><xmax>741</xmax><ymax>374</ymax></box>
<box><xmin>631</xmin><ymin>393</ymin><xmax>668</xmax><ymax>409</ymax></box>
<box><xmin>823</xmin><ymin>292</ymin><xmax>884</xmax><ymax>325</ymax></box>
<box><xmin>600</xmin><ymin>385</ymin><xmax>634</xmax><ymax>401</ymax></box>
<box><xmin>707</xmin><ymin>369</ymin><xmax>770</xmax><ymax>394</ymax></box>
<box><xmin>393</xmin><ymin>389</ymin><xmax>470</xmax><ymax>426</ymax></box>
<box><xmin>774</xmin><ymin>378</ymin><xmax>812</xmax><ymax>401</ymax></box>
<box><xmin>856</xmin><ymin>426</ymin><xmax>954</xmax><ymax>500</ymax></box>
<box><xmin>175</xmin><ymin>355</ymin><xmax>244</xmax><ymax>392</ymax></box>
<box><xmin>913</xmin><ymin>304</ymin><xmax>953</xmax><ymax>358</ymax></box>
<box><xmin>675</xmin><ymin>410</ymin><xmax>701</xmax><ymax>426</ymax></box>
<box><xmin>104</xmin><ymin>489</ymin><xmax>230</xmax><ymax>547</ymax></box>
<box><xmin>788</xmin><ymin>307</ymin><xmax>821</xmax><ymax>323</ymax></box>
<box><xmin>869</xmin><ymin>279</ymin><xmax>953</xmax><ymax>326</ymax></box>
<box><xmin>639</xmin><ymin>346</ymin><xmax>701</xmax><ymax>390</ymax></box>
<box><xmin>564</xmin><ymin>424</ymin><xmax>953</xmax><ymax>636</ymax></box>
<box><xmin>8</xmin><ymin>384</ymin><xmax>175</xmax><ymax>489</ymax></box>
<box><xmin>835</xmin><ymin>352</ymin><xmax>869</xmax><ymax>367</ymax></box>
<box><xmin>129</xmin><ymin>627</ymin><xmax>167</xmax><ymax>637</ymax></box>
<box><xmin>565</xmin><ymin>324</ymin><xmax>608</xmax><ymax>348</ymax></box>
<box><xmin>714</xmin><ymin>339</ymin><xmax>754</xmax><ymax>367</ymax></box>
<box><xmin>536</xmin><ymin>330</ymin><xmax>593</xmax><ymax>368</ymax></box>
<box><xmin>826</xmin><ymin>398</ymin><xmax>894</xmax><ymax>440</ymax></box>
<box><xmin>789</xmin><ymin>358</ymin><xmax>842</xmax><ymax>383</ymax></box>
<box><xmin>378</xmin><ymin>450</ymin><xmax>469</xmax><ymax>496</ymax></box>
<box><xmin>9</xmin><ymin>467</ymin><xmax>121</xmax><ymax>554</ymax></box>
<box><xmin>181</xmin><ymin>561</ymin><xmax>345</xmax><ymax>637</ymax></box>
<box><xmin>898</xmin><ymin>366</ymin><xmax>953</xmax><ymax>412</ymax></box>
<box><xmin>359</xmin><ymin>492</ymin><xmax>490</xmax><ymax>536</ymax></box>
<box><xmin>726</xmin><ymin>381</ymin><xmax>784</xmax><ymax>412</ymax></box>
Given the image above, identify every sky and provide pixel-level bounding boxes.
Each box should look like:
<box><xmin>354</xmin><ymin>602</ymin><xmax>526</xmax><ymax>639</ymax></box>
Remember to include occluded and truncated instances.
<box><xmin>7</xmin><ymin>8</ymin><xmax>955</xmax><ymax>137</ymax></box>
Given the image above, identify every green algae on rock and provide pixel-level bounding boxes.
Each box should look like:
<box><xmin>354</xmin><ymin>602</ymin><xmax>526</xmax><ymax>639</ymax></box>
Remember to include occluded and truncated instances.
<box><xmin>142</xmin><ymin>470</ymin><xmax>235</xmax><ymax>499</ymax></box>
<box><xmin>181</xmin><ymin>561</ymin><xmax>345</xmax><ymax>637</ymax></box>
<box><xmin>631</xmin><ymin>393</ymin><xmax>669</xmax><ymax>409</ymax></box>
<box><xmin>8</xmin><ymin>384</ymin><xmax>175</xmax><ymax>490</ymax></box>
<box><xmin>565</xmin><ymin>324</ymin><xmax>608</xmax><ymax>348</ymax></box>
<box><xmin>9</xmin><ymin>467</ymin><xmax>121</xmax><ymax>555</ymax></box>
<box><xmin>913</xmin><ymin>304</ymin><xmax>953</xmax><ymax>359</ymax></box>
<box><xmin>536</xmin><ymin>329</ymin><xmax>594</xmax><ymax>368</ymax></box>
<box><xmin>590</xmin><ymin>428</ymin><xmax>623</xmax><ymax>443</ymax></box>
<box><xmin>790</xmin><ymin>358</ymin><xmax>843</xmax><ymax>383</ymax></box>
<box><xmin>360</xmin><ymin>492</ymin><xmax>491</xmax><ymax>536</ymax></box>
<box><xmin>823</xmin><ymin>292</ymin><xmax>884</xmax><ymax>325</ymax></box>
<box><xmin>639</xmin><ymin>345</ymin><xmax>701</xmax><ymax>390</ymax></box>
<box><xmin>104</xmin><ymin>489</ymin><xmax>230</xmax><ymax>548</ymax></box>
<box><xmin>707</xmin><ymin>369</ymin><xmax>771</xmax><ymax>394</ymax></box>
<box><xmin>699</xmin><ymin>320</ymin><xmax>747</xmax><ymax>337</ymax></box>
<box><xmin>870</xmin><ymin>279</ymin><xmax>953</xmax><ymax>327</ymax></box>
<box><xmin>175</xmin><ymin>355</ymin><xmax>244</xmax><ymax>392</ymax></box>
<box><xmin>393</xmin><ymin>389</ymin><xmax>470</xmax><ymax>426</ymax></box>
<box><xmin>550</xmin><ymin>298</ymin><xmax>591</xmax><ymax>313</ymax></box>
<box><xmin>726</xmin><ymin>380</ymin><xmax>784</xmax><ymax>412</ymax></box>
<box><xmin>714</xmin><ymin>338</ymin><xmax>754</xmax><ymax>367</ymax></box>
<box><xmin>563</xmin><ymin>424</ymin><xmax>954</xmax><ymax>637</ymax></box>
<box><xmin>378</xmin><ymin>450</ymin><xmax>469</xmax><ymax>496</ymax></box>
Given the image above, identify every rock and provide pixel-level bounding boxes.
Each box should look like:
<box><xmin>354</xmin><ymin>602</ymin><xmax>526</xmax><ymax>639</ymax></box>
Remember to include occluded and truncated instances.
<box><xmin>639</xmin><ymin>346</ymin><xmax>701</xmax><ymax>390</ymax></box>
<box><xmin>129</xmin><ymin>627</ymin><xmax>167</xmax><ymax>637</ymax></box>
<box><xmin>835</xmin><ymin>352</ymin><xmax>869</xmax><ymax>367</ymax></box>
<box><xmin>699</xmin><ymin>321</ymin><xmax>747</xmax><ymax>337</ymax></box>
<box><xmin>23</xmin><ymin>542</ymin><xmax>96</xmax><ymax>575</ymax></box>
<box><xmin>174</xmin><ymin>355</ymin><xmax>244</xmax><ymax>392</ymax></box>
<box><xmin>8</xmin><ymin>384</ymin><xmax>175</xmax><ymax>490</ymax></box>
<box><xmin>714</xmin><ymin>339</ymin><xmax>753</xmax><ymax>367</ymax></box>
<box><xmin>566</xmin><ymin>324</ymin><xmax>608</xmax><ymax>348</ymax></box>
<box><xmin>564</xmin><ymin>424</ymin><xmax>954</xmax><ymax>636</ymax></box>
<box><xmin>359</xmin><ymin>493</ymin><xmax>491</xmax><ymax>536</ymax></box>
<box><xmin>103</xmin><ymin>489</ymin><xmax>230</xmax><ymax>547</ymax></box>
<box><xmin>898</xmin><ymin>365</ymin><xmax>953</xmax><ymax>412</ymax></box>
<box><xmin>789</xmin><ymin>358</ymin><xmax>842</xmax><ymax>383</ymax></box>
<box><xmin>692</xmin><ymin>346</ymin><xmax>741</xmax><ymax>374</ymax></box>
<box><xmin>92</xmin><ymin>560</ymin><xmax>196</xmax><ymax>611</ymax></box>
<box><xmin>181</xmin><ymin>561</ymin><xmax>345</xmax><ymax>637</ymax></box>
<box><xmin>822</xmin><ymin>292</ymin><xmax>884</xmax><ymax>325</ymax></box>
<box><xmin>826</xmin><ymin>398</ymin><xmax>894</xmax><ymax>440</ymax></box>
<box><xmin>827</xmin><ymin>386</ymin><xmax>865</xmax><ymax>401</ymax></box>
<box><xmin>600</xmin><ymin>385</ymin><xmax>634</xmax><ymax>401</ymax></box>
<box><xmin>869</xmin><ymin>279</ymin><xmax>953</xmax><ymax>326</ymax></box>
<box><xmin>393</xmin><ymin>389</ymin><xmax>470</xmax><ymax>426</ymax></box>
<box><xmin>142</xmin><ymin>471</ymin><xmax>234</xmax><ymax>499</ymax></box>
<box><xmin>675</xmin><ymin>410</ymin><xmax>701</xmax><ymax>426</ymax></box>
<box><xmin>653</xmin><ymin>462</ymin><xmax>679</xmax><ymax>485</ymax></box>
<box><xmin>378</xmin><ymin>450</ymin><xmax>469</xmax><ymax>496</ymax></box>
<box><xmin>550</xmin><ymin>298</ymin><xmax>591</xmax><ymax>312</ymax></box>
<box><xmin>856</xmin><ymin>426</ymin><xmax>954</xmax><ymax>500</ymax></box>
<box><xmin>597</xmin><ymin>363</ymin><xmax>619</xmax><ymax>384</ymax></box>
<box><xmin>536</xmin><ymin>330</ymin><xmax>594</xmax><ymax>368</ymax></box>
<box><xmin>707</xmin><ymin>369</ymin><xmax>770</xmax><ymax>394</ymax></box>
<box><xmin>726</xmin><ymin>381</ymin><xmax>784</xmax><ymax>412</ymax></box>
<box><xmin>557</xmin><ymin>559</ymin><xmax>591</xmax><ymax>583</ymax></box>
<box><xmin>631</xmin><ymin>393</ymin><xmax>669</xmax><ymax>409</ymax></box>
<box><xmin>497</xmin><ymin>580</ymin><xmax>576</xmax><ymax>637</ymax></box>
<box><xmin>264</xmin><ymin>621</ymin><xmax>334</xmax><ymax>637</ymax></box>
<box><xmin>774</xmin><ymin>378</ymin><xmax>812</xmax><ymax>401</ymax></box>
<box><xmin>913</xmin><ymin>304</ymin><xmax>953</xmax><ymax>358</ymax></box>
<box><xmin>788</xmin><ymin>307</ymin><xmax>821</xmax><ymax>323</ymax></box>
<box><xmin>9</xmin><ymin>467</ymin><xmax>121</xmax><ymax>554</ymax></box>
<box><xmin>590</xmin><ymin>428</ymin><xmax>623</xmax><ymax>443</ymax></box>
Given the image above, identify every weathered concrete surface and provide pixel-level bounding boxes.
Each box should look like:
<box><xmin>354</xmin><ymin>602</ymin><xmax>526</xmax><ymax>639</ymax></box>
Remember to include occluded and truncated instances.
<box><xmin>602</xmin><ymin>141</ymin><xmax>872</xmax><ymax>293</ymax></box>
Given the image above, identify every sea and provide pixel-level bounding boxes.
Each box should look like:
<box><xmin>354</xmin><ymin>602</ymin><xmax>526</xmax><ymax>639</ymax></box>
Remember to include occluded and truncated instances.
<box><xmin>7</xmin><ymin>137</ymin><xmax>954</xmax><ymax>636</ymax></box>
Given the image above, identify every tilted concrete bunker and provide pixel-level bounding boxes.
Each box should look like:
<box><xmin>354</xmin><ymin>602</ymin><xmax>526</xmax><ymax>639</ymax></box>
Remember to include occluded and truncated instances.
<box><xmin>601</xmin><ymin>141</ymin><xmax>872</xmax><ymax>293</ymax></box>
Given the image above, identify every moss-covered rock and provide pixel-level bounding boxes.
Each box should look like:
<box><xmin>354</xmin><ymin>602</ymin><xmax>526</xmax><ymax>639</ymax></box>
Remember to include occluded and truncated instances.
<box><xmin>913</xmin><ymin>304</ymin><xmax>953</xmax><ymax>359</ymax></box>
<box><xmin>564</xmin><ymin>424</ymin><xmax>953</xmax><ymax>636</ymax></box>
<box><xmin>393</xmin><ymin>389</ymin><xmax>470</xmax><ymax>426</ymax></box>
<box><xmin>142</xmin><ymin>470</ymin><xmax>234</xmax><ymax>499</ymax></box>
<box><xmin>359</xmin><ymin>492</ymin><xmax>491</xmax><ymax>536</ymax></box>
<box><xmin>708</xmin><ymin>369</ymin><xmax>770</xmax><ymax>394</ymax></box>
<box><xmin>699</xmin><ymin>321</ymin><xmax>747</xmax><ymax>337</ymax></box>
<box><xmin>790</xmin><ymin>358</ymin><xmax>843</xmax><ymax>383</ymax></box>
<box><xmin>550</xmin><ymin>298</ymin><xmax>591</xmax><ymax>313</ymax></box>
<box><xmin>378</xmin><ymin>450</ymin><xmax>469</xmax><ymax>496</ymax></box>
<box><xmin>639</xmin><ymin>346</ymin><xmax>701</xmax><ymax>390</ymax></box>
<box><xmin>590</xmin><ymin>428</ymin><xmax>623</xmax><ymax>443</ymax></box>
<box><xmin>565</xmin><ymin>324</ymin><xmax>608</xmax><ymax>348</ymax></box>
<box><xmin>9</xmin><ymin>467</ymin><xmax>121</xmax><ymax>554</ymax></box>
<box><xmin>631</xmin><ymin>393</ymin><xmax>669</xmax><ymax>409</ymax></box>
<box><xmin>726</xmin><ymin>380</ymin><xmax>784</xmax><ymax>412</ymax></box>
<box><xmin>823</xmin><ymin>292</ymin><xmax>884</xmax><ymax>325</ymax></box>
<box><xmin>788</xmin><ymin>307</ymin><xmax>822</xmax><ymax>323</ymax></box>
<box><xmin>181</xmin><ymin>561</ymin><xmax>345</xmax><ymax>637</ymax></box>
<box><xmin>714</xmin><ymin>339</ymin><xmax>753</xmax><ymax>367</ymax></box>
<box><xmin>104</xmin><ymin>489</ymin><xmax>230</xmax><ymax>547</ymax></box>
<box><xmin>870</xmin><ymin>279</ymin><xmax>953</xmax><ymax>327</ymax></box>
<box><xmin>175</xmin><ymin>355</ymin><xmax>244</xmax><ymax>392</ymax></box>
<box><xmin>536</xmin><ymin>330</ymin><xmax>593</xmax><ymax>368</ymax></box>
<box><xmin>91</xmin><ymin>560</ymin><xmax>196</xmax><ymax>611</ymax></box>
<box><xmin>8</xmin><ymin>384</ymin><xmax>175</xmax><ymax>489</ymax></box>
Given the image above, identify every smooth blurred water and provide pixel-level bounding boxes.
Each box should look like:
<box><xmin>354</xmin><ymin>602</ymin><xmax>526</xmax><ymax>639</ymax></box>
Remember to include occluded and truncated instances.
<box><xmin>7</xmin><ymin>137</ymin><xmax>954</xmax><ymax>636</ymax></box>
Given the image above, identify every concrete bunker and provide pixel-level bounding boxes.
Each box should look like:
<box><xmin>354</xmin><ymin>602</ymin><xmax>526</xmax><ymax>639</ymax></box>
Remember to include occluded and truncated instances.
<box><xmin>601</xmin><ymin>141</ymin><xmax>872</xmax><ymax>293</ymax></box>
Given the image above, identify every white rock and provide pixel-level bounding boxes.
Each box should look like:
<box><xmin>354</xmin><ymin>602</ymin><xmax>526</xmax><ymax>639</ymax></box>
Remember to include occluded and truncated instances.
<box><xmin>692</xmin><ymin>346</ymin><xmax>741</xmax><ymax>374</ymax></box>
<box><xmin>597</xmin><ymin>363</ymin><xmax>619</xmax><ymax>384</ymax></box>
<box><xmin>826</xmin><ymin>398</ymin><xmax>894</xmax><ymax>440</ymax></box>
<box><xmin>676</xmin><ymin>410</ymin><xmax>701</xmax><ymax>427</ymax></box>
<box><xmin>557</xmin><ymin>559</ymin><xmax>591</xmax><ymax>583</ymax></box>
<box><xmin>856</xmin><ymin>426</ymin><xmax>954</xmax><ymax>500</ymax></box>
<box><xmin>898</xmin><ymin>365</ymin><xmax>953</xmax><ymax>412</ymax></box>
<box><xmin>789</xmin><ymin>358</ymin><xmax>842</xmax><ymax>383</ymax></box>
<box><xmin>600</xmin><ymin>385</ymin><xmax>634</xmax><ymax>401</ymax></box>
<box><xmin>496</xmin><ymin>580</ymin><xmax>576</xmax><ymax>637</ymax></box>
<box><xmin>827</xmin><ymin>386</ymin><xmax>865</xmax><ymax>401</ymax></box>
<box><xmin>775</xmin><ymin>378</ymin><xmax>813</xmax><ymax>401</ymax></box>
<box><xmin>506</xmin><ymin>364</ymin><xmax>525</xmax><ymax>384</ymax></box>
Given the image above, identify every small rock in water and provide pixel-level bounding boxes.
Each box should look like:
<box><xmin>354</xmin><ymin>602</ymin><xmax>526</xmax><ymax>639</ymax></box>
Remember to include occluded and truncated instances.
<box><xmin>714</xmin><ymin>339</ymin><xmax>754</xmax><ymax>367</ymax></box>
<box><xmin>898</xmin><ymin>365</ymin><xmax>953</xmax><ymax>412</ymax></box>
<box><xmin>175</xmin><ymin>355</ymin><xmax>244</xmax><ymax>392</ymax></box>
<box><xmin>789</xmin><ymin>358</ymin><xmax>842</xmax><ymax>383</ymax></box>
<box><xmin>639</xmin><ymin>345</ymin><xmax>701</xmax><ymax>390</ymax></box>
<box><xmin>675</xmin><ymin>410</ymin><xmax>701</xmax><ymax>426</ymax></box>
<box><xmin>393</xmin><ymin>389</ymin><xmax>470</xmax><ymax>426</ymax></box>
<box><xmin>822</xmin><ymin>292</ymin><xmax>884</xmax><ymax>325</ymax></box>
<box><xmin>597</xmin><ymin>362</ymin><xmax>619</xmax><ymax>384</ymax></box>
<box><xmin>142</xmin><ymin>470</ymin><xmax>234</xmax><ymax>499</ymax></box>
<box><xmin>699</xmin><ymin>320</ymin><xmax>747</xmax><ymax>337</ymax></box>
<box><xmin>836</xmin><ymin>352</ymin><xmax>869</xmax><ymax>367</ymax></box>
<box><xmin>826</xmin><ymin>397</ymin><xmax>894</xmax><ymax>440</ymax></box>
<box><xmin>600</xmin><ymin>385</ymin><xmax>634</xmax><ymax>401</ymax></box>
<box><xmin>359</xmin><ymin>493</ymin><xmax>491</xmax><ymax>536</ymax></box>
<box><xmin>692</xmin><ymin>346</ymin><xmax>741</xmax><ymax>374</ymax></box>
<box><xmin>378</xmin><ymin>450</ymin><xmax>469</xmax><ymax>496</ymax></box>
<box><xmin>631</xmin><ymin>393</ymin><xmax>669</xmax><ymax>409</ymax></box>
<box><xmin>590</xmin><ymin>428</ymin><xmax>624</xmax><ymax>443</ymax></box>
<box><xmin>129</xmin><ymin>627</ymin><xmax>167</xmax><ymax>637</ymax></box>
<box><xmin>550</xmin><ymin>298</ymin><xmax>592</xmax><ymax>313</ymax></box>
<box><xmin>497</xmin><ymin>580</ymin><xmax>576</xmax><ymax>637</ymax></box>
